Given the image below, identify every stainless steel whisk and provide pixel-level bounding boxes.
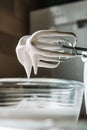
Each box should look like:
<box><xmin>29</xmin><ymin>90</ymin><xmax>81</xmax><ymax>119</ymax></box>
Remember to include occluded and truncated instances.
<box><xmin>16</xmin><ymin>30</ymin><xmax>87</xmax><ymax>78</ymax></box>
<box><xmin>37</xmin><ymin>30</ymin><xmax>87</xmax><ymax>59</ymax></box>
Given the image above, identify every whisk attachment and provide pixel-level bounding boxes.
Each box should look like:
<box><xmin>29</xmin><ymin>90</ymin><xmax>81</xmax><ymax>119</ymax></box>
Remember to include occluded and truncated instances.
<box><xmin>16</xmin><ymin>30</ymin><xmax>87</xmax><ymax>78</ymax></box>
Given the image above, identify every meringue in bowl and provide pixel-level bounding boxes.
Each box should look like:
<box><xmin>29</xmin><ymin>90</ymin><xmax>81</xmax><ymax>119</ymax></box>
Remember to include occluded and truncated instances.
<box><xmin>0</xmin><ymin>78</ymin><xmax>84</xmax><ymax>129</ymax></box>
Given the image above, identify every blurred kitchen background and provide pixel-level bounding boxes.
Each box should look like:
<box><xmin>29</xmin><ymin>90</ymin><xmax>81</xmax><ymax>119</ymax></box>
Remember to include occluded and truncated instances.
<box><xmin>0</xmin><ymin>0</ymin><xmax>87</xmax><ymax>118</ymax></box>
<box><xmin>0</xmin><ymin>0</ymin><xmax>85</xmax><ymax>79</ymax></box>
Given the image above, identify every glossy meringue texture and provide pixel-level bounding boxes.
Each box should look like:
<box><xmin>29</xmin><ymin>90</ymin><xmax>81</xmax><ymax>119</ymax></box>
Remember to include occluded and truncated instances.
<box><xmin>16</xmin><ymin>30</ymin><xmax>76</xmax><ymax>78</ymax></box>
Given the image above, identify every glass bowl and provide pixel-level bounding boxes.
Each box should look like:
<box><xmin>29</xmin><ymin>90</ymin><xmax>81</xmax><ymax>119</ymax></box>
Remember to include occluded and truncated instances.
<box><xmin>0</xmin><ymin>78</ymin><xmax>84</xmax><ymax>129</ymax></box>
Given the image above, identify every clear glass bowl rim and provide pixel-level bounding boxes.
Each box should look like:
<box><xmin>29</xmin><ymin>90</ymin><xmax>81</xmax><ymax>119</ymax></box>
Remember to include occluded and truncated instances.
<box><xmin>0</xmin><ymin>78</ymin><xmax>84</xmax><ymax>88</ymax></box>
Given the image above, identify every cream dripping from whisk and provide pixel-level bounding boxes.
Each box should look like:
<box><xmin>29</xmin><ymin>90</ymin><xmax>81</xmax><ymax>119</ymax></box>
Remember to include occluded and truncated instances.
<box><xmin>16</xmin><ymin>30</ymin><xmax>76</xmax><ymax>78</ymax></box>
